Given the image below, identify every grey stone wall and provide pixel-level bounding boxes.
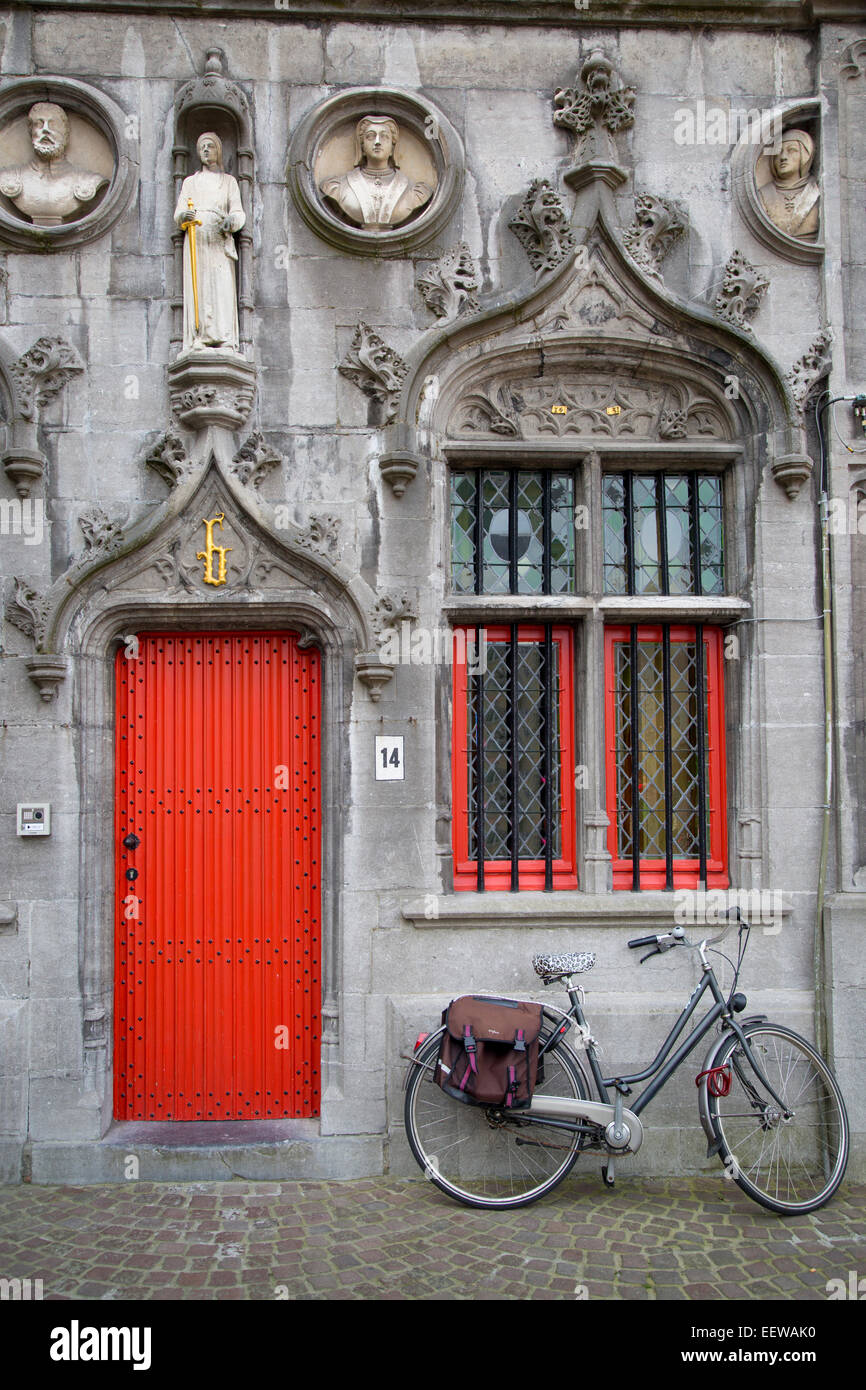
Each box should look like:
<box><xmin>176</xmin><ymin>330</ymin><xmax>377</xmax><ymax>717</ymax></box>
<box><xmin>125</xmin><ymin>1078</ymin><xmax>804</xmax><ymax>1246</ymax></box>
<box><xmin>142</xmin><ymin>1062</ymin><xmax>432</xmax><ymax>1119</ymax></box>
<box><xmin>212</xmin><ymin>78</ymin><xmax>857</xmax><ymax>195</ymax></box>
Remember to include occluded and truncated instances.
<box><xmin>0</xmin><ymin>7</ymin><xmax>863</xmax><ymax>1185</ymax></box>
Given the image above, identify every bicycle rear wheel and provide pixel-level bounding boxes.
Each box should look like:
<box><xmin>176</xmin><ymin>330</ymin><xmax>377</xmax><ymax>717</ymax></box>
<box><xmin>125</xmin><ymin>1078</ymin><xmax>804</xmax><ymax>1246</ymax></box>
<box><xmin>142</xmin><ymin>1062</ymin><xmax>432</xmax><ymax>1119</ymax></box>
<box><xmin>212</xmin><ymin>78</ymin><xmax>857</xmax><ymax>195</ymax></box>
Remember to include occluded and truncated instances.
<box><xmin>707</xmin><ymin>1022</ymin><xmax>849</xmax><ymax>1215</ymax></box>
<box><xmin>404</xmin><ymin>1028</ymin><xmax>590</xmax><ymax>1210</ymax></box>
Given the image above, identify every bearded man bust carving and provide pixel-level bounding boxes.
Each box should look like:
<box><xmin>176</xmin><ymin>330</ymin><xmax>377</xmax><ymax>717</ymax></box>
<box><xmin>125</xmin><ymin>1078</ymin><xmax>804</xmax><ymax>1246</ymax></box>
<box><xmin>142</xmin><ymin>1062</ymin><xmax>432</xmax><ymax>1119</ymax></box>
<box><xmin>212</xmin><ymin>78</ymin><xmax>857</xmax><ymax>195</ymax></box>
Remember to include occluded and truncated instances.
<box><xmin>759</xmin><ymin>129</ymin><xmax>820</xmax><ymax>241</ymax></box>
<box><xmin>320</xmin><ymin>116</ymin><xmax>433</xmax><ymax>231</ymax></box>
<box><xmin>173</xmin><ymin>132</ymin><xmax>245</xmax><ymax>354</ymax></box>
<box><xmin>0</xmin><ymin>102</ymin><xmax>108</xmax><ymax>226</ymax></box>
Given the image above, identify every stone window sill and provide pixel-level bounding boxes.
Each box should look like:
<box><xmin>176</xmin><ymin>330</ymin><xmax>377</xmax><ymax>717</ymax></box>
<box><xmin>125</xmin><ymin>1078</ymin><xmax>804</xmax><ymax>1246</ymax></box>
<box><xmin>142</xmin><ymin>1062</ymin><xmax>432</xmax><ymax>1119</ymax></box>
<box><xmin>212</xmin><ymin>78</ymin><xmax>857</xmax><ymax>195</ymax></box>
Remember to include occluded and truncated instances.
<box><xmin>402</xmin><ymin>890</ymin><xmax>792</xmax><ymax>930</ymax></box>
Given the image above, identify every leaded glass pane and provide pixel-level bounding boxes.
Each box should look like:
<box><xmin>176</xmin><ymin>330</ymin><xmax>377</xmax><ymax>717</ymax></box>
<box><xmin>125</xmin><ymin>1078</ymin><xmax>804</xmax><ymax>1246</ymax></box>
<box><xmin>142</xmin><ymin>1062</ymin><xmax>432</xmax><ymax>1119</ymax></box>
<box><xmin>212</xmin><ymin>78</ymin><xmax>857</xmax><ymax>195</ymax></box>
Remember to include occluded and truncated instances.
<box><xmin>668</xmin><ymin>641</ymin><xmax>701</xmax><ymax>855</ymax></box>
<box><xmin>603</xmin><ymin>474</ymin><xmax>627</xmax><ymax>594</ymax></box>
<box><xmin>450</xmin><ymin>472</ymin><xmax>476</xmax><ymax>594</ymax></box>
<box><xmin>614</xmin><ymin>642</ymin><xmax>635</xmax><ymax>857</ymax></box>
<box><xmin>481</xmin><ymin>472</ymin><xmax>511</xmax><ymax>594</ymax></box>
<box><xmin>664</xmin><ymin>474</ymin><xmax>693</xmax><ymax>595</ymax></box>
<box><xmin>516</xmin><ymin>473</ymin><xmax>544</xmax><ymax>594</ymax></box>
<box><xmin>467</xmin><ymin>635</ymin><xmax>562</xmax><ymax>862</ymax></box>
<box><xmin>636</xmin><ymin>642</ymin><xmax>667</xmax><ymax>857</ymax></box>
<box><xmin>632</xmin><ymin>474</ymin><xmax>662</xmax><ymax>594</ymax></box>
<box><xmin>613</xmin><ymin>634</ymin><xmax>711</xmax><ymax>862</ymax></box>
<box><xmin>602</xmin><ymin>471</ymin><xmax>725</xmax><ymax>596</ymax></box>
<box><xmin>450</xmin><ymin>469</ymin><xmax>575</xmax><ymax>596</ymax></box>
<box><xmin>697</xmin><ymin>475</ymin><xmax>724</xmax><ymax>594</ymax></box>
<box><xmin>550</xmin><ymin>473</ymin><xmax>575</xmax><ymax>594</ymax></box>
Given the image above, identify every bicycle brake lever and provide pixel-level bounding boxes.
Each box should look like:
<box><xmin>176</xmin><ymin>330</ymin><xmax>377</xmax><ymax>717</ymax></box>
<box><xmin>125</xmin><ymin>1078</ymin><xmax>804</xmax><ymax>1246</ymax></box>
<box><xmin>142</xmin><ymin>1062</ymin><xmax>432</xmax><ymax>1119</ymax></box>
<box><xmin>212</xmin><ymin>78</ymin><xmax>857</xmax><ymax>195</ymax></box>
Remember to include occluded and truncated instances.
<box><xmin>640</xmin><ymin>946</ymin><xmax>662</xmax><ymax>964</ymax></box>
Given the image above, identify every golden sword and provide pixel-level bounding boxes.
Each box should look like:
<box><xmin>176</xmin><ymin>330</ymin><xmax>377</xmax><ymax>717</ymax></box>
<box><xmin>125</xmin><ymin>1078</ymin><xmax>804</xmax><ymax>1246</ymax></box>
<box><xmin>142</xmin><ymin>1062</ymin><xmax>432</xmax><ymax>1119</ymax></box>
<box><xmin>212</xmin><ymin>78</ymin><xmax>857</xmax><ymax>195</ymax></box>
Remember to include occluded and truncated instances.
<box><xmin>180</xmin><ymin>197</ymin><xmax>202</xmax><ymax>335</ymax></box>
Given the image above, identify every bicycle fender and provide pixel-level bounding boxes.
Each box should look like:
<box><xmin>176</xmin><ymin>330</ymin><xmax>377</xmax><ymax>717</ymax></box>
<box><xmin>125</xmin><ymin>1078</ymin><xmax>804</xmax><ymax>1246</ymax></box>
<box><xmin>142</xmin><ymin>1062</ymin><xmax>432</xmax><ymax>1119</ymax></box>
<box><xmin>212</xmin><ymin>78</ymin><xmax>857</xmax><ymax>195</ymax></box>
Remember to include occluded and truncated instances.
<box><xmin>696</xmin><ymin>1035</ymin><xmax>722</xmax><ymax>1148</ymax></box>
<box><xmin>696</xmin><ymin>1017</ymin><xmax>769</xmax><ymax>1152</ymax></box>
<box><xmin>402</xmin><ymin>1025</ymin><xmax>445</xmax><ymax>1091</ymax></box>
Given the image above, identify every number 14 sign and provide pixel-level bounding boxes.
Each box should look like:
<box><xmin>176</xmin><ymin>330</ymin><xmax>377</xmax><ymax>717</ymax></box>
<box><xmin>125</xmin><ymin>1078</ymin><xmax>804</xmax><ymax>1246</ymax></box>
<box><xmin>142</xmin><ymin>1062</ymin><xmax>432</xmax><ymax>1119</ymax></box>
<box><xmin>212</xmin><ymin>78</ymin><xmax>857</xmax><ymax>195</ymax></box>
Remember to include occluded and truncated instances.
<box><xmin>375</xmin><ymin>736</ymin><xmax>405</xmax><ymax>781</ymax></box>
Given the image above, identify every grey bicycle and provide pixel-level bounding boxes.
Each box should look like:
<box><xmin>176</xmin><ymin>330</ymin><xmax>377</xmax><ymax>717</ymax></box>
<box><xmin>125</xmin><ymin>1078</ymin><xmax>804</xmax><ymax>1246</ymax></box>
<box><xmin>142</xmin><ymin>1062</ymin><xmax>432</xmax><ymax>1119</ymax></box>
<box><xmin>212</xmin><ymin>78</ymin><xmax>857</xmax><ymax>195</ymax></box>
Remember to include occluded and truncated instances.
<box><xmin>403</xmin><ymin>913</ymin><xmax>849</xmax><ymax>1214</ymax></box>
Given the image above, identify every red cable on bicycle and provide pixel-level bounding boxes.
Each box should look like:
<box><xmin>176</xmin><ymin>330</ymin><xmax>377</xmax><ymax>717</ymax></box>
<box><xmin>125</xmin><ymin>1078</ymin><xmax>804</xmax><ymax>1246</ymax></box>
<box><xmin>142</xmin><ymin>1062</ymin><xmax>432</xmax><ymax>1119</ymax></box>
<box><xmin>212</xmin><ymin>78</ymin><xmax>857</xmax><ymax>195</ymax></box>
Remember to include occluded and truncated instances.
<box><xmin>696</xmin><ymin>1064</ymin><xmax>732</xmax><ymax>1097</ymax></box>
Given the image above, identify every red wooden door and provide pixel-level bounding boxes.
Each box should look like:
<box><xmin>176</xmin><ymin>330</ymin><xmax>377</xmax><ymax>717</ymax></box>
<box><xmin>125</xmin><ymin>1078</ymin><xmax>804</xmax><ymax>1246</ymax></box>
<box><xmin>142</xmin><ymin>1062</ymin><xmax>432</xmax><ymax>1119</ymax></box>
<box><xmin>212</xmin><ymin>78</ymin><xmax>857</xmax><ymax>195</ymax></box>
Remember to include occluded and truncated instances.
<box><xmin>114</xmin><ymin>632</ymin><xmax>321</xmax><ymax>1120</ymax></box>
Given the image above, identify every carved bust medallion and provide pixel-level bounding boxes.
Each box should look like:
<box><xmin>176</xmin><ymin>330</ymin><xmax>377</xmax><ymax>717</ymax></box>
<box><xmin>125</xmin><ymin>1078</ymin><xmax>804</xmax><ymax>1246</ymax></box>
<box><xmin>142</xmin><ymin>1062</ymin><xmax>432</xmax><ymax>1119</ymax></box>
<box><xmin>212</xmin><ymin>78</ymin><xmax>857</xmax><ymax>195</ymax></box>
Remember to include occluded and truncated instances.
<box><xmin>319</xmin><ymin>116</ymin><xmax>433</xmax><ymax>231</ymax></box>
<box><xmin>0</xmin><ymin>102</ymin><xmax>108</xmax><ymax>226</ymax></box>
<box><xmin>758</xmin><ymin>129</ymin><xmax>820</xmax><ymax>241</ymax></box>
<box><xmin>288</xmin><ymin>87</ymin><xmax>463</xmax><ymax>257</ymax></box>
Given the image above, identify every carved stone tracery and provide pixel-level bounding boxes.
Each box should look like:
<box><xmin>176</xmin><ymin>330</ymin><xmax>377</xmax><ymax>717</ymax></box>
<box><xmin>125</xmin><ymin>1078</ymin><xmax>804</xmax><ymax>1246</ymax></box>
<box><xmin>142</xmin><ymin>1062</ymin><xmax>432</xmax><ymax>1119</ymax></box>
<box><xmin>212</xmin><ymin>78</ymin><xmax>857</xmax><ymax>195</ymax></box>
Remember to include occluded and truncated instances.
<box><xmin>145</xmin><ymin>431</ymin><xmax>191</xmax><ymax>489</ymax></box>
<box><xmin>371</xmin><ymin>590</ymin><xmax>417</xmax><ymax>637</ymax></box>
<box><xmin>338</xmin><ymin>322</ymin><xmax>408</xmax><ymax>423</ymax></box>
<box><xmin>296</xmin><ymin>512</ymin><xmax>342</xmax><ymax>563</ymax></box>
<box><xmin>786</xmin><ymin>328</ymin><xmax>833</xmax><ymax>416</ymax></box>
<box><xmin>535</xmin><ymin>256</ymin><xmax>658</xmax><ymax>338</ymax></box>
<box><xmin>78</xmin><ymin>505</ymin><xmax>124</xmax><ymax>558</ymax></box>
<box><xmin>167</xmin><ymin>351</ymin><xmax>256</xmax><ymax>430</ymax></box>
<box><xmin>231</xmin><ymin>430</ymin><xmax>282</xmax><ymax>489</ymax></box>
<box><xmin>11</xmin><ymin>336</ymin><xmax>84</xmax><ymax>420</ymax></box>
<box><xmin>5</xmin><ymin>576</ymin><xmax>51</xmax><ymax>648</ymax></box>
<box><xmin>508</xmin><ymin>179</ymin><xmax>576</xmax><ymax>275</ymax></box>
<box><xmin>553</xmin><ymin>49</ymin><xmax>634</xmax><ymax>190</ymax></box>
<box><xmin>450</xmin><ymin>373</ymin><xmax>731</xmax><ymax>442</ymax></box>
<box><xmin>713</xmin><ymin>251</ymin><xmax>769</xmax><ymax>334</ymax></box>
<box><xmin>417</xmin><ymin>243</ymin><xmax>480</xmax><ymax>322</ymax></box>
<box><xmin>621</xmin><ymin>194</ymin><xmax>686</xmax><ymax>282</ymax></box>
<box><xmin>553</xmin><ymin>49</ymin><xmax>635</xmax><ymax>171</ymax></box>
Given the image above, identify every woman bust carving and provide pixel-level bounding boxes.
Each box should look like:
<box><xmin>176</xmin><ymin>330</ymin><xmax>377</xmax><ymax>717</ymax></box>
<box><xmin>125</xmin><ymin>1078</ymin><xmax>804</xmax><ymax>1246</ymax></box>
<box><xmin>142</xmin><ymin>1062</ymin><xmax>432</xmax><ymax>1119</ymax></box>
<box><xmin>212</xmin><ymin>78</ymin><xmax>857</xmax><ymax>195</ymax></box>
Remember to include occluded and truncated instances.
<box><xmin>320</xmin><ymin>116</ymin><xmax>433</xmax><ymax>231</ymax></box>
<box><xmin>759</xmin><ymin>129</ymin><xmax>820</xmax><ymax>241</ymax></box>
<box><xmin>173</xmin><ymin>132</ymin><xmax>245</xmax><ymax>353</ymax></box>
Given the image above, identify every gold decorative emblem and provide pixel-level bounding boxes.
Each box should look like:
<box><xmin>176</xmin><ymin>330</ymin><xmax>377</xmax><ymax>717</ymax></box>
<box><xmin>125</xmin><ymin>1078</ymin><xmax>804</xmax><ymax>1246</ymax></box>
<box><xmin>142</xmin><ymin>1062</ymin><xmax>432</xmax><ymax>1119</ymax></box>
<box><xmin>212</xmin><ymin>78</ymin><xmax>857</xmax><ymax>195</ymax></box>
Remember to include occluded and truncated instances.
<box><xmin>551</xmin><ymin>404</ymin><xmax>568</xmax><ymax>415</ymax></box>
<box><xmin>197</xmin><ymin>514</ymin><xmax>232</xmax><ymax>587</ymax></box>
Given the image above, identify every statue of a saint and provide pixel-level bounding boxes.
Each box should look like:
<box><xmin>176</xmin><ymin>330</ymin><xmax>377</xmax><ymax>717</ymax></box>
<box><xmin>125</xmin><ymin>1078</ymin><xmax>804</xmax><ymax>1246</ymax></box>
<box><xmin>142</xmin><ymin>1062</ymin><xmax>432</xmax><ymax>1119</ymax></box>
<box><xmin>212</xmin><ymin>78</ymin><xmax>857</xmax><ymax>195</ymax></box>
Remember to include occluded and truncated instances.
<box><xmin>320</xmin><ymin>116</ymin><xmax>433</xmax><ymax>231</ymax></box>
<box><xmin>759</xmin><ymin>129</ymin><xmax>820</xmax><ymax>241</ymax></box>
<box><xmin>0</xmin><ymin>102</ymin><xmax>108</xmax><ymax>226</ymax></box>
<box><xmin>173</xmin><ymin>132</ymin><xmax>245</xmax><ymax>353</ymax></box>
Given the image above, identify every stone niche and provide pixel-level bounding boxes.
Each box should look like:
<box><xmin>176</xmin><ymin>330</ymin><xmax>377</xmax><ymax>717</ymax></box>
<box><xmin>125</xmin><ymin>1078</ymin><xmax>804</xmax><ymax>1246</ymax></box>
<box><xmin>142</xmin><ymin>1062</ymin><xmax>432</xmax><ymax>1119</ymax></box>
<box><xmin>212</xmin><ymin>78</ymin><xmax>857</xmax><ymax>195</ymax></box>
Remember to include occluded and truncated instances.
<box><xmin>0</xmin><ymin>78</ymin><xmax>137</xmax><ymax>251</ymax></box>
<box><xmin>171</xmin><ymin>49</ymin><xmax>255</xmax><ymax>359</ymax></box>
<box><xmin>732</xmin><ymin>99</ymin><xmax>823</xmax><ymax>264</ymax></box>
<box><xmin>288</xmin><ymin>87</ymin><xmax>464</xmax><ymax>257</ymax></box>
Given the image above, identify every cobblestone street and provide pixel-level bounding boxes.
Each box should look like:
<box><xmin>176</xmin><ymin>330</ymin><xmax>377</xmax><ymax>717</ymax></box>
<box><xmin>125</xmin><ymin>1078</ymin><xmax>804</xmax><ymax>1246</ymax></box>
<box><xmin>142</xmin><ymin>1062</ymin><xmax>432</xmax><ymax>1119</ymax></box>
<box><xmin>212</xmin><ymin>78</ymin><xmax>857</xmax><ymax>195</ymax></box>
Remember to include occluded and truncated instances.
<box><xmin>1</xmin><ymin>1175</ymin><xmax>863</xmax><ymax>1302</ymax></box>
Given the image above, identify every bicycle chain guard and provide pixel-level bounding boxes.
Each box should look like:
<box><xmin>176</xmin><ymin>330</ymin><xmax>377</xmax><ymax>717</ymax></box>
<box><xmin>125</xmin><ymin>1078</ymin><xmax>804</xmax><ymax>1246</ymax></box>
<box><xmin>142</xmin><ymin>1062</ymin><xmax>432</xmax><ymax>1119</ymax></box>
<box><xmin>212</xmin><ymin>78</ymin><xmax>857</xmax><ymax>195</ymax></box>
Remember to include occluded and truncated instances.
<box><xmin>696</xmin><ymin>1064</ymin><xmax>732</xmax><ymax>1097</ymax></box>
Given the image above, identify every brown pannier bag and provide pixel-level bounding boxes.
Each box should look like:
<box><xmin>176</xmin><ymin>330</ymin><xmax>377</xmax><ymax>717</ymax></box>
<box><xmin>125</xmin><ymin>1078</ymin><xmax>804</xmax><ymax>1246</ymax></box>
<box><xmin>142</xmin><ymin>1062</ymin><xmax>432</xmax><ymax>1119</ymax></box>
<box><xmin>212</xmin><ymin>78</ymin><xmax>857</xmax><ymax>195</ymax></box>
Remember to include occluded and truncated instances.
<box><xmin>435</xmin><ymin>995</ymin><xmax>544</xmax><ymax>1109</ymax></box>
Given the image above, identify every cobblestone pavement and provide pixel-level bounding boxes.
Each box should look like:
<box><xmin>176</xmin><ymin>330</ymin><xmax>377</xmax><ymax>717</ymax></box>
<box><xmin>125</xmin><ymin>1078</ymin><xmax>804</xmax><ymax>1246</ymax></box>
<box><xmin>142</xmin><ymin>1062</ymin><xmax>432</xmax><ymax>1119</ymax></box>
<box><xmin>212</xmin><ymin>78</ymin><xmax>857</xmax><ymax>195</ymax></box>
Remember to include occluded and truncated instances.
<box><xmin>0</xmin><ymin>1175</ymin><xmax>863</xmax><ymax>1301</ymax></box>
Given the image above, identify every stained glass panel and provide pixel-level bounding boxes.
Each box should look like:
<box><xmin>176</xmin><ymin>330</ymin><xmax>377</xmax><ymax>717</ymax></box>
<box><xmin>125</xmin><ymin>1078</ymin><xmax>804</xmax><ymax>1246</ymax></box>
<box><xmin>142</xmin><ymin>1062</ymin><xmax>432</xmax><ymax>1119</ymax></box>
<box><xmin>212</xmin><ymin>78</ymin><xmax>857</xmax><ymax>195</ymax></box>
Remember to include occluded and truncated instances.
<box><xmin>603</xmin><ymin>471</ymin><xmax>724</xmax><ymax>595</ymax></box>
<box><xmin>450</xmin><ymin>470</ymin><xmax>575</xmax><ymax>595</ymax></box>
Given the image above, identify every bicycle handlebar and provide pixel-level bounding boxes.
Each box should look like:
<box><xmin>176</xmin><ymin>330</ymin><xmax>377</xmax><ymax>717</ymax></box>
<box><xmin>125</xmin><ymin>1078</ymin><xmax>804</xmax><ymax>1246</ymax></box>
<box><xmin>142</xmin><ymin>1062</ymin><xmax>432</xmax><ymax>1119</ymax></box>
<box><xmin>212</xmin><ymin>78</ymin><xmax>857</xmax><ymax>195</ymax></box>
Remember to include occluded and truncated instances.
<box><xmin>627</xmin><ymin>910</ymin><xmax>745</xmax><ymax>961</ymax></box>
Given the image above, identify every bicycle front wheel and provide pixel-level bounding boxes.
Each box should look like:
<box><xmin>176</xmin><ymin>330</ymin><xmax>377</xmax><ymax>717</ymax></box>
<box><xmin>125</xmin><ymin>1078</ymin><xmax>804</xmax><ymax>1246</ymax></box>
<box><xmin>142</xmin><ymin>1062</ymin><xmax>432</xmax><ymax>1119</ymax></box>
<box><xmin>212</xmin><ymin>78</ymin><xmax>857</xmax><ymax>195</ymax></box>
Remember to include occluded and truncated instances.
<box><xmin>707</xmin><ymin>1022</ymin><xmax>849</xmax><ymax>1215</ymax></box>
<box><xmin>404</xmin><ymin>1028</ymin><xmax>590</xmax><ymax>1210</ymax></box>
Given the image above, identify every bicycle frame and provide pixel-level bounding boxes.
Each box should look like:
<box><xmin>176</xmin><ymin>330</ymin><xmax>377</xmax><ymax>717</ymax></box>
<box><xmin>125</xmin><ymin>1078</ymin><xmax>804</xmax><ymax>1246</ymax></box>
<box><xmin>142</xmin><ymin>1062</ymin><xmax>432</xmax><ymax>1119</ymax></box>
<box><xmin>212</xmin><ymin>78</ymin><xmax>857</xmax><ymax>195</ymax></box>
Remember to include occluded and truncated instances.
<box><xmin>523</xmin><ymin>955</ymin><xmax>790</xmax><ymax>1146</ymax></box>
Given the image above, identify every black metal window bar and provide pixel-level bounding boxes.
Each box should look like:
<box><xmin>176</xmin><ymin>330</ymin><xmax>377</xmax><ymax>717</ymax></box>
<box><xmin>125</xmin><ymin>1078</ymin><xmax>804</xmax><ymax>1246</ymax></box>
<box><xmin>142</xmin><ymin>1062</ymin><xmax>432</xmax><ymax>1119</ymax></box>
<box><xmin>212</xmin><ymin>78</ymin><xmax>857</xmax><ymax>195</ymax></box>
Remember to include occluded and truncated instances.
<box><xmin>602</xmin><ymin>471</ymin><xmax>724</xmax><ymax>596</ymax></box>
<box><xmin>467</xmin><ymin>625</ymin><xmax>561</xmax><ymax>891</ymax></box>
<box><xmin>451</xmin><ymin>469</ymin><xmax>575</xmax><ymax>594</ymax></box>
<box><xmin>613</xmin><ymin>625</ymin><xmax>710</xmax><ymax>890</ymax></box>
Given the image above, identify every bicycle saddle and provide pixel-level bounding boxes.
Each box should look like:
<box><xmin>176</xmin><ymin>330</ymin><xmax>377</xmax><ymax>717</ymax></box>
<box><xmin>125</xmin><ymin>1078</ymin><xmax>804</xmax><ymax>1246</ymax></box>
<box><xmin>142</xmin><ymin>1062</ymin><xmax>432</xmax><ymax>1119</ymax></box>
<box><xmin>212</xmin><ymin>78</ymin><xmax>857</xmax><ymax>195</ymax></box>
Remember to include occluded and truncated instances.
<box><xmin>532</xmin><ymin>951</ymin><xmax>596</xmax><ymax>980</ymax></box>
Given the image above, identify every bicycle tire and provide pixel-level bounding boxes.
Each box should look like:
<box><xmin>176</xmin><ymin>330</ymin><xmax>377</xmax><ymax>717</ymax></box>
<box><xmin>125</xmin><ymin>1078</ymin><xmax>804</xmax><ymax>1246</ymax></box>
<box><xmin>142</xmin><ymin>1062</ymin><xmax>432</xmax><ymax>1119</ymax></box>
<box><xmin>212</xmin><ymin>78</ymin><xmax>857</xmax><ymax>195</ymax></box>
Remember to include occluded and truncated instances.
<box><xmin>706</xmin><ymin>1022</ymin><xmax>849</xmax><ymax>1215</ymax></box>
<box><xmin>404</xmin><ymin>1027</ymin><xmax>590</xmax><ymax>1210</ymax></box>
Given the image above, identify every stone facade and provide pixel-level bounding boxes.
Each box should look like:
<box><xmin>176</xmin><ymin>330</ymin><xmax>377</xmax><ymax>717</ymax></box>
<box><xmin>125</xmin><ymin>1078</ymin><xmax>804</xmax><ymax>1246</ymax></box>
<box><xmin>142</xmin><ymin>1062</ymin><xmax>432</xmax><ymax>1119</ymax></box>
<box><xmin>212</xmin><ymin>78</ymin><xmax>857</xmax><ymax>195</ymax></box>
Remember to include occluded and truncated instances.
<box><xmin>0</xmin><ymin>0</ymin><xmax>864</xmax><ymax>1184</ymax></box>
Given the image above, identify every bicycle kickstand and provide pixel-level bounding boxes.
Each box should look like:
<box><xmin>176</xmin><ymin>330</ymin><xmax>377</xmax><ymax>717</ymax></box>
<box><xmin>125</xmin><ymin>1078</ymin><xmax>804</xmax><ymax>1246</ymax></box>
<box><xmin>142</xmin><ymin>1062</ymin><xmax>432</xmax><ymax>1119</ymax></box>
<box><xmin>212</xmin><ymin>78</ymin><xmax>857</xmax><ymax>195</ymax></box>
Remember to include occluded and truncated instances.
<box><xmin>601</xmin><ymin>1158</ymin><xmax>616</xmax><ymax>1187</ymax></box>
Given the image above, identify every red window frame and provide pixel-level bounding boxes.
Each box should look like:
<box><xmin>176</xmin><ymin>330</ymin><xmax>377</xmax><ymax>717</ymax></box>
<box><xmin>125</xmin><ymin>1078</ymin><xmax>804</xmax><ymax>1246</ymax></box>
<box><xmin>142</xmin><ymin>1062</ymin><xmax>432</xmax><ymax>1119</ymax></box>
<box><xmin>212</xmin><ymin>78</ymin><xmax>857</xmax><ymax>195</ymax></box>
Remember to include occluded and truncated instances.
<box><xmin>452</xmin><ymin>624</ymin><xmax>577</xmax><ymax>891</ymax></box>
<box><xmin>604</xmin><ymin>624</ymin><xmax>729</xmax><ymax>891</ymax></box>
